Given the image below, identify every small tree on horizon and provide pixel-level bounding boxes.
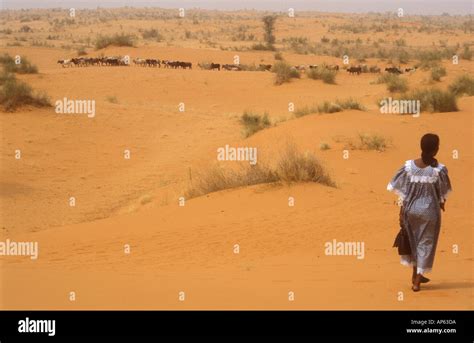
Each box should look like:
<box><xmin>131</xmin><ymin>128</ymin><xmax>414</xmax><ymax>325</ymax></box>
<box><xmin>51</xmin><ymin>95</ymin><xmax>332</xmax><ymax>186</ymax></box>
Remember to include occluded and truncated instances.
<box><xmin>262</xmin><ymin>15</ymin><xmax>277</xmax><ymax>49</ymax></box>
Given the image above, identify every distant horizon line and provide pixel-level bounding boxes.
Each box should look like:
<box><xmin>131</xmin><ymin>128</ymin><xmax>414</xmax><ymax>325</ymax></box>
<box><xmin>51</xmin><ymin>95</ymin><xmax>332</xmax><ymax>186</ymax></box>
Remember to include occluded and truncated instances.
<box><xmin>1</xmin><ymin>6</ymin><xmax>472</xmax><ymax>17</ymax></box>
<box><xmin>1</xmin><ymin>1</ymin><xmax>472</xmax><ymax>16</ymax></box>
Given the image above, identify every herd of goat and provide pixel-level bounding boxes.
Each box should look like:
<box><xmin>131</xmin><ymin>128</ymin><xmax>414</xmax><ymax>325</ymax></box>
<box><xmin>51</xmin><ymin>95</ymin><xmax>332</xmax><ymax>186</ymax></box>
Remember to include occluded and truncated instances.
<box><xmin>57</xmin><ymin>56</ymin><xmax>416</xmax><ymax>75</ymax></box>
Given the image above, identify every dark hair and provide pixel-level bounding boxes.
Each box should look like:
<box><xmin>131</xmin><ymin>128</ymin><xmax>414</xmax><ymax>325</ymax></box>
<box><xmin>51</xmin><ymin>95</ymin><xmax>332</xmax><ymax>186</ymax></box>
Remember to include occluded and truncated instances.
<box><xmin>420</xmin><ymin>133</ymin><xmax>439</xmax><ymax>167</ymax></box>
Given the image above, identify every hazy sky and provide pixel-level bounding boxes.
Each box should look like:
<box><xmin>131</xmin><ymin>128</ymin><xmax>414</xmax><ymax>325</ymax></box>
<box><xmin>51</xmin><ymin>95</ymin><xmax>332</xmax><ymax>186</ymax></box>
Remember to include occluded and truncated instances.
<box><xmin>1</xmin><ymin>0</ymin><xmax>472</xmax><ymax>15</ymax></box>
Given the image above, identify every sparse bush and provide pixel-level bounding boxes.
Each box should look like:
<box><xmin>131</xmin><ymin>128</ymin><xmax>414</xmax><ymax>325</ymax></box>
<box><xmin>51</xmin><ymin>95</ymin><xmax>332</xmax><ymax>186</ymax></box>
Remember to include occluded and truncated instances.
<box><xmin>251</xmin><ymin>43</ymin><xmax>270</xmax><ymax>51</ymax></box>
<box><xmin>316</xmin><ymin>101</ymin><xmax>343</xmax><ymax>114</ymax></box>
<box><xmin>417</xmin><ymin>50</ymin><xmax>443</xmax><ymax>63</ymax></box>
<box><xmin>321</xmin><ymin>36</ymin><xmax>330</xmax><ymax>43</ymax></box>
<box><xmin>461</xmin><ymin>46</ymin><xmax>472</xmax><ymax>60</ymax></box>
<box><xmin>376</xmin><ymin>73</ymin><xmax>408</xmax><ymax>93</ymax></box>
<box><xmin>448</xmin><ymin>75</ymin><xmax>474</xmax><ymax>96</ymax></box>
<box><xmin>274</xmin><ymin>51</ymin><xmax>283</xmax><ymax>60</ymax></box>
<box><xmin>295</xmin><ymin>98</ymin><xmax>365</xmax><ymax>117</ymax></box>
<box><xmin>394</xmin><ymin>38</ymin><xmax>406</xmax><ymax>47</ymax></box>
<box><xmin>430</xmin><ymin>66</ymin><xmax>446</xmax><ymax>81</ymax></box>
<box><xmin>0</xmin><ymin>77</ymin><xmax>51</xmax><ymax>112</ymax></box>
<box><xmin>106</xmin><ymin>95</ymin><xmax>118</xmax><ymax>104</ymax></box>
<box><xmin>356</xmin><ymin>133</ymin><xmax>388</xmax><ymax>151</ymax></box>
<box><xmin>0</xmin><ymin>54</ymin><xmax>38</xmax><ymax>74</ymax></box>
<box><xmin>306</xmin><ymin>66</ymin><xmax>337</xmax><ymax>84</ymax></box>
<box><xmin>272</xmin><ymin>61</ymin><xmax>300</xmax><ymax>85</ymax></box>
<box><xmin>276</xmin><ymin>144</ymin><xmax>335</xmax><ymax>186</ymax></box>
<box><xmin>398</xmin><ymin>88</ymin><xmax>458</xmax><ymax>113</ymax></box>
<box><xmin>77</xmin><ymin>47</ymin><xmax>87</xmax><ymax>56</ymax></box>
<box><xmin>95</xmin><ymin>33</ymin><xmax>135</xmax><ymax>49</ymax></box>
<box><xmin>395</xmin><ymin>49</ymin><xmax>410</xmax><ymax>64</ymax></box>
<box><xmin>320</xmin><ymin>142</ymin><xmax>331</xmax><ymax>150</ymax></box>
<box><xmin>19</xmin><ymin>25</ymin><xmax>32</xmax><ymax>33</ymax></box>
<box><xmin>241</xmin><ymin>111</ymin><xmax>272</xmax><ymax>137</ymax></box>
<box><xmin>0</xmin><ymin>70</ymin><xmax>15</xmax><ymax>85</ymax></box>
<box><xmin>142</xmin><ymin>28</ymin><xmax>162</xmax><ymax>41</ymax></box>
<box><xmin>336</xmin><ymin>98</ymin><xmax>367</xmax><ymax>111</ymax></box>
<box><xmin>416</xmin><ymin>50</ymin><xmax>443</xmax><ymax>69</ymax></box>
<box><xmin>185</xmin><ymin>143</ymin><xmax>335</xmax><ymax>198</ymax></box>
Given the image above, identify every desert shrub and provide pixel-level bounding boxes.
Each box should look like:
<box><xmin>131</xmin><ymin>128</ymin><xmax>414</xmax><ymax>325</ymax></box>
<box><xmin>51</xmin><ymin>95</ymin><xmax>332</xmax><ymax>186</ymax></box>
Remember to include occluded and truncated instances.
<box><xmin>19</xmin><ymin>25</ymin><xmax>32</xmax><ymax>33</ymax></box>
<box><xmin>0</xmin><ymin>54</ymin><xmax>38</xmax><ymax>74</ymax></box>
<box><xmin>416</xmin><ymin>49</ymin><xmax>443</xmax><ymax>69</ymax></box>
<box><xmin>95</xmin><ymin>33</ymin><xmax>135</xmax><ymax>49</ymax></box>
<box><xmin>142</xmin><ymin>28</ymin><xmax>162</xmax><ymax>41</ymax></box>
<box><xmin>416</xmin><ymin>60</ymin><xmax>441</xmax><ymax>70</ymax></box>
<box><xmin>356</xmin><ymin>133</ymin><xmax>388</xmax><ymax>151</ymax></box>
<box><xmin>106</xmin><ymin>95</ymin><xmax>118</xmax><ymax>104</ymax></box>
<box><xmin>251</xmin><ymin>43</ymin><xmax>270</xmax><ymax>51</ymax></box>
<box><xmin>321</xmin><ymin>36</ymin><xmax>330</xmax><ymax>43</ymax></box>
<box><xmin>376</xmin><ymin>73</ymin><xmax>408</xmax><ymax>93</ymax></box>
<box><xmin>240</xmin><ymin>111</ymin><xmax>271</xmax><ymax>137</ymax></box>
<box><xmin>398</xmin><ymin>88</ymin><xmax>458</xmax><ymax>113</ymax></box>
<box><xmin>296</xmin><ymin>99</ymin><xmax>365</xmax><ymax>117</ymax></box>
<box><xmin>272</xmin><ymin>61</ymin><xmax>300</xmax><ymax>85</ymax></box>
<box><xmin>0</xmin><ymin>77</ymin><xmax>51</xmax><ymax>111</ymax></box>
<box><xmin>294</xmin><ymin>105</ymin><xmax>319</xmax><ymax>117</ymax></box>
<box><xmin>417</xmin><ymin>50</ymin><xmax>443</xmax><ymax>63</ymax></box>
<box><xmin>76</xmin><ymin>47</ymin><xmax>87</xmax><ymax>56</ymax></box>
<box><xmin>461</xmin><ymin>46</ymin><xmax>472</xmax><ymax>60</ymax></box>
<box><xmin>283</xmin><ymin>36</ymin><xmax>313</xmax><ymax>54</ymax></box>
<box><xmin>185</xmin><ymin>143</ymin><xmax>335</xmax><ymax>198</ymax></box>
<box><xmin>448</xmin><ymin>75</ymin><xmax>474</xmax><ymax>96</ymax></box>
<box><xmin>0</xmin><ymin>70</ymin><xmax>15</xmax><ymax>85</ymax></box>
<box><xmin>320</xmin><ymin>142</ymin><xmax>331</xmax><ymax>150</ymax></box>
<box><xmin>274</xmin><ymin>51</ymin><xmax>283</xmax><ymax>60</ymax></box>
<box><xmin>295</xmin><ymin>98</ymin><xmax>365</xmax><ymax>117</ymax></box>
<box><xmin>316</xmin><ymin>101</ymin><xmax>343</xmax><ymax>114</ymax></box>
<box><xmin>336</xmin><ymin>98</ymin><xmax>367</xmax><ymax>111</ymax></box>
<box><xmin>430</xmin><ymin>66</ymin><xmax>446</xmax><ymax>81</ymax></box>
<box><xmin>394</xmin><ymin>39</ymin><xmax>406</xmax><ymax>47</ymax></box>
<box><xmin>394</xmin><ymin>49</ymin><xmax>410</xmax><ymax>64</ymax></box>
<box><xmin>306</xmin><ymin>66</ymin><xmax>337</xmax><ymax>84</ymax></box>
<box><xmin>276</xmin><ymin>144</ymin><xmax>335</xmax><ymax>185</ymax></box>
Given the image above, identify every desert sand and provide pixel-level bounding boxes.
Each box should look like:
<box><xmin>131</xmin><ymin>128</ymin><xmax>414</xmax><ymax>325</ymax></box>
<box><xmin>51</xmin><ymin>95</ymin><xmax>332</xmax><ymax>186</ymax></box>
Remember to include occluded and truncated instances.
<box><xmin>0</xmin><ymin>8</ymin><xmax>472</xmax><ymax>309</ymax></box>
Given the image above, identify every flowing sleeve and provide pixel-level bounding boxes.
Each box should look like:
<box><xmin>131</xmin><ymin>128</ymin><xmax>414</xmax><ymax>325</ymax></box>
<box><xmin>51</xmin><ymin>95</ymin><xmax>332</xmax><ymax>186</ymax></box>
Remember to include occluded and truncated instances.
<box><xmin>387</xmin><ymin>163</ymin><xmax>409</xmax><ymax>200</ymax></box>
<box><xmin>437</xmin><ymin>165</ymin><xmax>452</xmax><ymax>203</ymax></box>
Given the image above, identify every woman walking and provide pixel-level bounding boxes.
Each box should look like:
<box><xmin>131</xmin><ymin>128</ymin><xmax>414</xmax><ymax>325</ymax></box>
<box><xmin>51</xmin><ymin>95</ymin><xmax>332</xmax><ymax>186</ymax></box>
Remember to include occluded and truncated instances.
<box><xmin>387</xmin><ymin>133</ymin><xmax>452</xmax><ymax>292</ymax></box>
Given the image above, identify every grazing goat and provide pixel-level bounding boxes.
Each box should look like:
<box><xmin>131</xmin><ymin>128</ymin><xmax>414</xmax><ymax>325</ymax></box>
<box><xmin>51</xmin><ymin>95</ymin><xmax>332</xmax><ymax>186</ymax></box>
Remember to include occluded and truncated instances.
<box><xmin>385</xmin><ymin>67</ymin><xmax>403</xmax><ymax>74</ymax></box>
<box><xmin>57</xmin><ymin>59</ymin><xmax>73</xmax><ymax>67</ymax></box>
<box><xmin>347</xmin><ymin>66</ymin><xmax>362</xmax><ymax>75</ymax></box>
<box><xmin>133</xmin><ymin>58</ymin><xmax>147</xmax><ymax>67</ymax></box>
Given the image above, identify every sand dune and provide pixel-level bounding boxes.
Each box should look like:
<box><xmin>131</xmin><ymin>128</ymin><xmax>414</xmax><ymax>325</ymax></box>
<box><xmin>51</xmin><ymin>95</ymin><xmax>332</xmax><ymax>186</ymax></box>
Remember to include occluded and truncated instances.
<box><xmin>2</xmin><ymin>98</ymin><xmax>472</xmax><ymax>309</ymax></box>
